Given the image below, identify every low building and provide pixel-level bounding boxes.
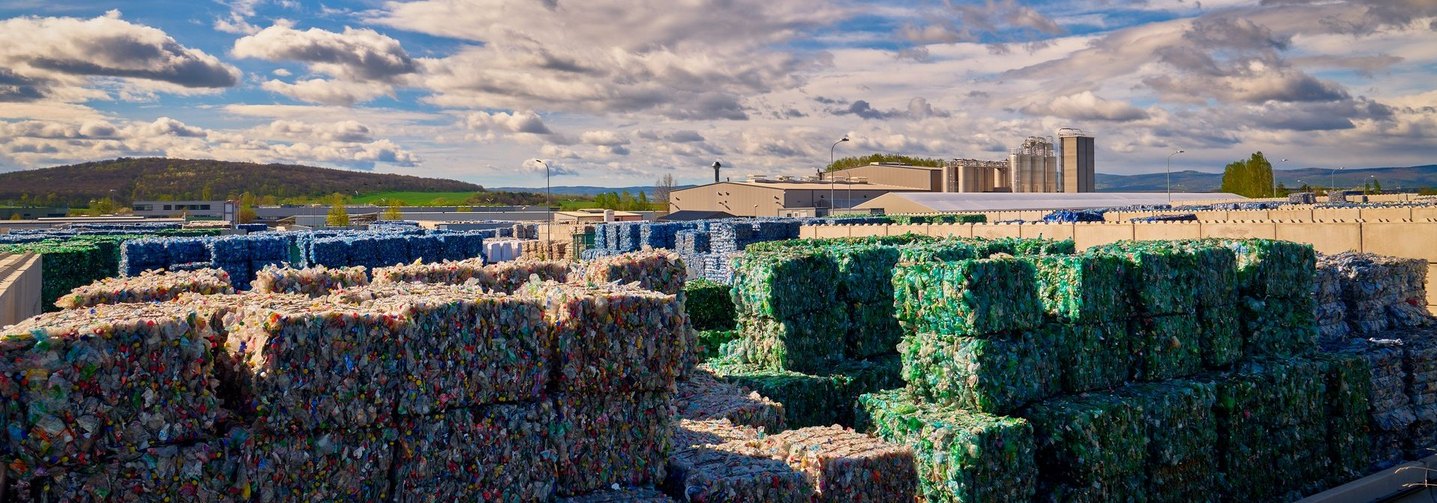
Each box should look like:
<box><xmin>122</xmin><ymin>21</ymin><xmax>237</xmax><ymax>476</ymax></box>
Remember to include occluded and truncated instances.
<box><xmin>554</xmin><ymin>209</ymin><xmax>644</xmax><ymax>224</ymax></box>
<box><xmin>854</xmin><ymin>192</ymin><xmax>1246</xmax><ymax>213</ymax></box>
<box><xmin>669</xmin><ymin>176</ymin><xmax>925</xmax><ymax>217</ymax></box>
<box><xmin>132</xmin><ymin>200</ymin><xmax>234</xmax><ymax>220</ymax></box>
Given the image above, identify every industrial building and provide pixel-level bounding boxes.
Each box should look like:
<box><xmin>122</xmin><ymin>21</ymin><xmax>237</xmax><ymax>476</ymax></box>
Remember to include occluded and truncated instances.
<box><xmin>854</xmin><ymin>191</ymin><xmax>1243</xmax><ymax>214</ymax></box>
<box><xmin>131</xmin><ymin>200</ymin><xmax>235</xmax><ymax>220</ymax></box>
<box><xmin>668</xmin><ymin>175</ymin><xmax>924</xmax><ymax>217</ymax></box>
<box><xmin>1060</xmin><ymin>128</ymin><xmax>1096</xmax><ymax>193</ymax></box>
<box><xmin>1009</xmin><ymin>137</ymin><xmax>1058</xmax><ymax>192</ymax></box>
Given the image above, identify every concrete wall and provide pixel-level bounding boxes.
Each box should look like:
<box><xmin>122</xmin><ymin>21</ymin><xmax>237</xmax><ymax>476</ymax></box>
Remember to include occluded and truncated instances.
<box><xmin>0</xmin><ymin>253</ymin><xmax>42</xmax><ymax>327</ymax></box>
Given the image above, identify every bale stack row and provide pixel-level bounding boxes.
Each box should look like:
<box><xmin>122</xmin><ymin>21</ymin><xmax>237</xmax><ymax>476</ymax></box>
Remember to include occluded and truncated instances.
<box><xmin>1317</xmin><ymin>252</ymin><xmax>1434</xmax><ymax>340</ymax></box>
<box><xmin>3</xmin><ymin>262</ymin><xmax>689</xmax><ymax>500</ymax></box>
<box><xmin>519</xmin><ymin>239</ymin><xmax>573</xmax><ymax>261</ymax></box>
<box><xmin>371</xmin><ymin>257</ymin><xmax>568</xmax><ymax>294</ymax></box>
<box><xmin>53</xmin><ymin>267</ymin><xmax>234</xmax><ymax>309</ymax></box>
<box><xmin>249</xmin><ymin>263</ymin><xmax>369</xmax><ymax>297</ymax></box>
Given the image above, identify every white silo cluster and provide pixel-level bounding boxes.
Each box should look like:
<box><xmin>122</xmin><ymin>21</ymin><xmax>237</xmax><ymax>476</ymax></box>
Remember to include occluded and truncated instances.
<box><xmin>1008</xmin><ymin>136</ymin><xmax>1058</xmax><ymax>193</ymax></box>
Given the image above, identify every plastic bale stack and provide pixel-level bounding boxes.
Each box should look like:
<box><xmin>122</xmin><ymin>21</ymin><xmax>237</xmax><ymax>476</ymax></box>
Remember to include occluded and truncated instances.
<box><xmin>1130</xmin><ymin>314</ymin><xmax>1203</xmax><ymax>382</ymax></box>
<box><xmin>3</xmin><ymin>240</ymin><xmax>105</xmax><ymax>312</ymax></box>
<box><xmin>684</xmin><ymin>279</ymin><xmax>735</xmax><ymax>331</ymax></box>
<box><xmin>1121</xmin><ymin>380</ymin><xmax>1219</xmax><ymax>503</ymax></box>
<box><xmin>831</xmin><ymin>244</ymin><xmax>904</xmax><ymax>359</ymax></box>
<box><xmin>560</xmin><ymin>486</ymin><xmax>674</xmax><ymax>502</ymax></box>
<box><xmin>1028</xmin><ymin>254</ymin><xmax>1132</xmax><ymax>393</ymax></box>
<box><xmin>54</xmin><ymin>267</ymin><xmax>233</xmax><ymax>309</ymax></box>
<box><xmin>892</xmin><ymin>257</ymin><xmax>1045</xmax><ymax>337</ymax></box>
<box><xmin>250</xmin><ymin>264</ymin><xmax>369</xmax><ymax>297</ymax></box>
<box><xmin>478</xmin><ymin>259</ymin><xmax>570</xmax><ymax>294</ymax></box>
<box><xmin>1165</xmin><ymin>240</ymin><xmax>1242</xmax><ymax>368</ymax></box>
<box><xmin>120</xmin><ymin>238</ymin><xmax>169</xmax><ymax>276</ymax></box>
<box><xmin>577</xmin><ymin>249</ymin><xmax>686</xmax><ymax>296</ymax></box>
<box><xmin>245</xmin><ymin>426</ymin><xmax>395</xmax><ymax>502</ymax></box>
<box><xmin>1091</xmin><ymin>241</ymin><xmax>1199</xmax><ymax>317</ymax></box>
<box><xmin>1221</xmin><ymin>239</ymin><xmax>1318</xmax><ymax>358</ymax></box>
<box><xmin>895</xmin><ymin>239</ymin><xmax>981</xmax><ymax>264</ymax></box>
<box><xmin>0</xmin><ymin>303</ymin><xmax>220</xmax><ymax>480</ymax></box>
<box><xmin>370</xmin><ymin>257</ymin><xmax>487</xmax><ymax>286</ymax></box>
<box><xmin>554</xmin><ymin>392</ymin><xmax>675</xmax><ymax>496</ymax></box>
<box><xmin>900</xmin><ymin>330</ymin><xmax>1057</xmax><ymax>415</ymax></box>
<box><xmin>728</xmin><ymin>250</ymin><xmax>845</xmax><ymax>373</ymax></box>
<box><xmin>1405</xmin><ymin>333</ymin><xmax>1437</xmax><ymax>458</ymax></box>
<box><xmin>1315</xmin><ymin>259</ymin><xmax>1352</xmax><ymax>345</ymax></box>
<box><xmin>1311</xmin><ymin>350</ymin><xmax>1374</xmax><ymax>486</ymax></box>
<box><xmin>675</xmin><ymin>230</ymin><xmax>710</xmax><ymax>255</ymax></box>
<box><xmin>762</xmin><ymin>425</ymin><xmax>917</xmax><ymax>502</ymax></box>
<box><xmin>217</xmin><ymin>298</ymin><xmax>402</xmax><ymax>432</ymax></box>
<box><xmin>1024</xmin><ymin>392</ymin><xmax>1147</xmax><ymax>502</ymax></box>
<box><xmin>1215</xmin><ymin>358</ymin><xmax>1328</xmax><ymax>501</ymax></box>
<box><xmin>207</xmin><ymin>235</ymin><xmax>254</xmax><ymax>289</ymax></box>
<box><xmin>393</xmin><ymin>401</ymin><xmax>558</xmax><ymax>501</ymax></box>
<box><xmin>675</xmin><ymin>370</ymin><xmax>786</xmax><ymax>432</ymax></box>
<box><xmin>363</xmin><ymin>288</ymin><xmax>551</xmax><ymax>416</ymax></box>
<box><xmin>27</xmin><ymin>428</ymin><xmax>248</xmax><ymax>502</ymax></box>
<box><xmin>164</xmin><ymin>237</ymin><xmax>211</xmax><ymax>264</ymax></box>
<box><xmin>1326</xmin><ymin>252</ymin><xmax>1435</xmax><ymax>335</ymax></box>
<box><xmin>706</xmin><ymin>359</ymin><xmax>850</xmax><ymax>428</ymax></box>
<box><xmin>1360</xmin><ymin>339</ymin><xmax>1414</xmax><ymax>470</ymax></box>
<box><xmin>855</xmin><ymin>389</ymin><xmax>1037</xmax><ymax>503</ymax></box>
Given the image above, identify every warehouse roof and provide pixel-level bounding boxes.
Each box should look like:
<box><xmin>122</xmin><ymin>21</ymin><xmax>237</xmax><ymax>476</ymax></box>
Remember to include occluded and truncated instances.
<box><xmin>855</xmin><ymin>192</ymin><xmax>1247</xmax><ymax>212</ymax></box>
<box><xmin>677</xmin><ymin>180</ymin><xmax>926</xmax><ymax>192</ymax></box>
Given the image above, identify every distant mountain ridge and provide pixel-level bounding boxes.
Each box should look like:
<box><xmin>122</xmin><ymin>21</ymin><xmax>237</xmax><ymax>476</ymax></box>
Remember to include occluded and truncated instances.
<box><xmin>0</xmin><ymin>157</ymin><xmax>482</xmax><ymax>205</ymax></box>
<box><xmin>1098</xmin><ymin>164</ymin><xmax>1437</xmax><ymax>192</ymax></box>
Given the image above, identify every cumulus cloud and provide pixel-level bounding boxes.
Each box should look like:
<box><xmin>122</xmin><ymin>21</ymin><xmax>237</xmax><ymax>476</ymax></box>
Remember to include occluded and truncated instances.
<box><xmin>1021</xmin><ymin>91</ymin><xmax>1149</xmax><ymax>121</ymax></box>
<box><xmin>0</xmin><ymin>12</ymin><xmax>239</xmax><ymax>103</ymax></box>
<box><xmin>464</xmin><ymin>110</ymin><xmax>554</xmax><ymax>135</ymax></box>
<box><xmin>259</xmin><ymin>78</ymin><xmax>393</xmax><ymax>105</ymax></box>
<box><xmin>234</xmin><ymin>23</ymin><xmax>417</xmax><ymax>81</ymax></box>
<box><xmin>523</xmin><ymin>158</ymin><xmax>578</xmax><ymax>176</ymax></box>
<box><xmin>579</xmin><ymin>130</ymin><xmax>629</xmax><ymax>146</ymax></box>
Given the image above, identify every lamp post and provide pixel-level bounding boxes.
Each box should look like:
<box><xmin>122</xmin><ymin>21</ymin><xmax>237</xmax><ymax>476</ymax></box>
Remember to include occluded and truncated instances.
<box><xmin>1273</xmin><ymin>158</ymin><xmax>1287</xmax><ymax>198</ymax></box>
<box><xmin>830</xmin><ymin>136</ymin><xmax>848</xmax><ymax>212</ymax></box>
<box><xmin>534</xmin><ymin>159</ymin><xmax>552</xmax><ymax>242</ymax></box>
<box><xmin>1329</xmin><ymin>166</ymin><xmax>1343</xmax><ymax>196</ymax></box>
<box><xmin>1166</xmin><ymin>149</ymin><xmax>1185</xmax><ymax>204</ymax></box>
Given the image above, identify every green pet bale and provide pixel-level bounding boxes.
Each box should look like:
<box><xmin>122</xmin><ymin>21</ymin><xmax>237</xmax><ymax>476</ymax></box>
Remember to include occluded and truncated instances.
<box><xmin>846</xmin><ymin>302</ymin><xmax>903</xmax><ymax>359</ymax></box>
<box><xmin>856</xmin><ymin>389</ymin><xmax>1037</xmax><ymax>503</ymax></box>
<box><xmin>706</xmin><ymin>360</ymin><xmax>851</xmax><ymax>428</ymax></box>
<box><xmin>730</xmin><ymin>250</ymin><xmax>839</xmax><ymax>320</ymax></box>
<box><xmin>1131</xmin><ymin>315</ymin><xmax>1203</xmax><ymax>382</ymax></box>
<box><xmin>684</xmin><ymin>279</ymin><xmax>736</xmax><ymax>330</ymax></box>
<box><xmin>1028</xmin><ymin>254</ymin><xmax>1130</xmax><ymax>324</ymax></box>
<box><xmin>1090</xmin><ymin>242</ymin><xmax>1199</xmax><ymax>316</ymax></box>
<box><xmin>1197</xmin><ymin>306</ymin><xmax>1241</xmax><ymax>369</ymax></box>
<box><xmin>727</xmin><ymin>305</ymin><xmax>846</xmax><ymax>373</ymax></box>
<box><xmin>1050</xmin><ymin>322</ymin><xmax>1132</xmax><ymax>393</ymax></box>
<box><xmin>901</xmin><ymin>330</ymin><xmax>1059</xmax><ymax>414</ymax></box>
<box><xmin>1216</xmin><ymin>358</ymin><xmax>1327</xmax><ymax>501</ymax></box>
<box><xmin>892</xmin><ymin>257</ymin><xmax>1044</xmax><ymax>337</ymax></box>
<box><xmin>1024</xmin><ymin>392</ymin><xmax>1147</xmax><ymax>488</ymax></box>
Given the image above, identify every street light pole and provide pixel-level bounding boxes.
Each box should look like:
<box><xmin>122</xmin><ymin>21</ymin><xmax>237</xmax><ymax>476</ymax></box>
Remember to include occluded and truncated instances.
<box><xmin>1166</xmin><ymin>149</ymin><xmax>1185</xmax><ymax>204</ymax></box>
<box><xmin>1274</xmin><ymin>158</ymin><xmax>1287</xmax><ymax>198</ymax></box>
<box><xmin>534</xmin><ymin>159</ymin><xmax>552</xmax><ymax>242</ymax></box>
<box><xmin>1329</xmin><ymin>166</ymin><xmax>1343</xmax><ymax>196</ymax></box>
<box><xmin>830</xmin><ymin>136</ymin><xmax>848</xmax><ymax>213</ymax></box>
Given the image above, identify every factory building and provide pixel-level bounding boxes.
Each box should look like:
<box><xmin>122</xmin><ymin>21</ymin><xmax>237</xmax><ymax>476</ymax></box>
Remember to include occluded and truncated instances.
<box><xmin>1060</xmin><ymin>127</ymin><xmax>1096</xmax><ymax>193</ymax></box>
<box><xmin>1009</xmin><ymin>137</ymin><xmax>1058</xmax><ymax>193</ymax></box>
<box><xmin>946</xmin><ymin>159</ymin><xmax>1010</xmax><ymax>193</ymax></box>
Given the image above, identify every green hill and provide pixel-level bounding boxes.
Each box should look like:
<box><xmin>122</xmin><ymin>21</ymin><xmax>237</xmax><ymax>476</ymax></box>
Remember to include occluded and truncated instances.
<box><xmin>0</xmin><ymin>157</ymin><xmax>483</xmax><ymax>206</ymax></box>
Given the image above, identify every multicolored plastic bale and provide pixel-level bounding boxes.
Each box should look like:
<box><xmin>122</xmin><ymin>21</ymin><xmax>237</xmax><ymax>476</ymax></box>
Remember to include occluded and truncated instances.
<box><xmin>54</xmin><ymin>267</ymin><xmax>233</xmax><ymax>309</ymax></box>
<box><xmin>663</xmin><ymin>438</ymin><xmax>814</xmax><ymax>502</ymax></box>
<box><xmin>393</xmin><ymin>401</ymin><xmax>558</xmax><ymax>501</ymax></box>
<box><xmin>522</xmin><ymin>282</ymin><xmax>686</xmax><ymax>393</ymax></box>
<box><xmin>674</xmin><ymin>418</ymin><xmax>762</xmax><ymax>450</ymax></box>
<box><xmin>763</xmin><ymin>425</ymin><xmax>917</xmax><ymax>503</ymax></box>
<box><xmin>245</xmin><ymin>427</ymin><xmax>395</xmax><ymax>502</ymax></box>
<box><xmin>1024</xmin><ymin>392</ymin><xmax>1147</xmax><ymax>487</ymax></box>
<box><xmin>1028</xmin><ymin>254</ymin><xmax>1129</xmax><ymax>324</ymax></box>
<box><xmin>558</xmin><ymin>486</ymin><xmax>675</xmax><ymax>502</ymax></box>
<box><xmin>901</xmin><ymin>330</ymin><xmax>1058</xmax><ymax>414</ymax></box>
<box><xmin>1312</xmin><ymin>350</ymin><xmax>1374</xmax><ymax>486</ymax></box>
<box><xmin>1197</xmin><ymin>306</ymin><xmax>1241</xmax><ymax>369</ymax></box>
<box><xmin>1215</xmin><ymin>357</ymin><xmax>1328</xmax><ymax>501</ymax></box>
<box><xmin>675</xmin><ymin>369</ymin><xmax>786</xmax><ymax>433</ymax></box>
<box><xmin>892</xmin><ymin>257</ymin><xmax>1045</xmax><ymax>337</ymax></box>
<box><xmin>855</xmin><ymin>389</ymin><xmax>1037</xmax><ymax>503</ymax></box>
<box><xmin>27</xmin><ymin>428</ymin><xmax>248</xmax><ymax>502</ymax></box>
<box><xmin>1089</xmin><ymin>241</ymin><xmax>1199</xmax><ymax>316</ymax></box>
<box><xmin>684</xmin><ymin>278</ymin><xmax>736</xmax><ymax>331</ymax></box>
<box><xmin>730</xmin><ymin>250</ymin><xmax>839</xmax><ymax>320</ymax></box>
<box><xmin>706</xmin><ymin>360</ymin><xmax>850</xmax><ymax>428</ymax></box>
<box><xmin>1130</xmin><ymin>314</ymin><xmax>1203</xmax><ymax>382</ymax></box>
<box><xmin>577</xmin><ymin>249</ymin><xmax>687</xmax><ymax>295</ymax></box>
<box><xmin>554</xmin><ymin>392</ymin><xmax>675</xmax><ymax>496</ymax></box>
<box><xmin>0</xmin><ymin>303</ymin><xmax>220</xmax><ymax>477</ymax></box>
<box><xmin>250</xmin><ymin>264</ymin><xmax>368</xmax><ymax>297</ymax></box>
<box><xmin>1049</xmin><ymin>322</ymin><xmax>1131</xmax><ymax>393</ymax></box>
<box><xmin>726</xmin><ymin>306</ymin><xmax>846</xmax><ymax>374</ymax></box>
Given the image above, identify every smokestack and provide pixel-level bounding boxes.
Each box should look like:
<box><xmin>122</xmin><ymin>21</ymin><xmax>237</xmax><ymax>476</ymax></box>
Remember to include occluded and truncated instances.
<box><xmin>712</xmin><ymin>161</ymin><xmax>722</xmax><ymax>183</ymax></box>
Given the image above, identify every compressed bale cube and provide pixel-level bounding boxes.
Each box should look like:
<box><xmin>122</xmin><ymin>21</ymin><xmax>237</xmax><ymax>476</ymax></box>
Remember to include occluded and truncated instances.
<box><xmin>1028</xmin><ymin>254</ymin><xmax>1129</xmax><ymax>324</ymax></box>
<box><xmin>365</xmin><ymin>290</ymin><xmax>550</xmax><ymax>415</ymax></box>
<box><xmin>578</xmin><ymin>250</ymin><xmax>687</xmax><ymax>295</ymax></box>
<box><xmin>1239</xmin><ymin>295</ymin><xmax>1318</xmax><ymax>357</ymax></box>
<box><xmin>1050</xmin><ymin>321</ymin><xmax>1131</xmax><ymax>393</ymax></box>
<box><xmin>308</xmin><ymin>237</ymin><xmax>350</xmax><ymax>267</ymax></box>
<box><xmin>675</xmin><ymin>418</ymin><xmax>762</xmax><ymax>450</ymax></box>
<box><xmin>245</xmin><ymin>427</ymin><xmax>394</xmax><ymax>502</ymax></box>
<box><xmin>54</xmin><ymin>267</ymin><xmax>234</xmax><ymax>309</ymax></box>
<box><xmin>730</xmin><ymin>250</ymin><xmax>839</xmax><ymax>320</ymax></box>
<box><xmin>559</xmin><ymin>486</ymin><xmax>675</xmax><ymax>502</ymax></box>
<box><xmin>1131</xmin><ymin>314</ymin><xmax>1203</xmax><ymax>382</ymax></box>
<box><xmin>975</xmin><ymin>237</ymin><xmax>1075</xmax><ymax>257</ymax></box>
<box><xmin>406</xmin><ymin>234</ymin><xmax>443</xmax><ymax>263</ymax></box>
<box><xmin>706</xmin><ymin>361</ymin><xmax>850</xmax><ymax>428</ymax></box>
<box><xmin>250</xmin><ymin>264</ymin><xmax>369</xmax><ymax>297</ymax></box>
<box><xmin>1090</xmin><ymin>242</ymin><xmax>1199</xmax><ymax>316</ymax></box>
<box><xmin>831</xmin><ymin>244</ymin><xmax>901</xmax><ymax>305</ymax></box>
<box><xmin>762</xmin><ymin>426</ymin><xmax>916</xmax><ymax>503</ymax></box>
<box><xmin>218</xmin><ymin>299</ymin><xmax>402</xmax><ymax>432</ymax></box>
<box><xmin>1024</xmin><ymin>392</ymin><xmax>1147</xmax><ymax>487</ymax></box>
<box><xmin>892</xmin><ymin>257</ymin><xmax>1045</xmax><ymax>337</ymax></box>
<box><xmin>846</xmin><ymin>302</ymin><xmax>903</xmax><ymax>359</ymax></box>
<box><xmin>664</xmin><ymin>438</ymin><xmax>813</xmax><ymax>502</ymax></box>
<box><xmin>829</xmin><ymin>355</ymin><xmax>904</xmax><ymax>407</ymax></box>
<box><xmin>727</xmin><ymin>305</ymin><xmax>846</xmax><ymax>374</ymax></box>
<box><xmin>393</xmin><ymin>401</ymin><xmax>558</xmax><ymax>501</ymax></box>
<box><xmin>555</xmin><ymin>392</ymin><xmax>675</xmax><ymax>496</ymax></box>
<box><xmin>29</xmin><ymin>428</ymin><xmax>248</xmax><ymax>502</ymax></box>
<box><xmin>1312</xmin><ymin>350</ymin><xmax>1374</xmax><ymax>486</ymax></box>
<box><xmin>1121</xmin><ymin>380</ymin><xmax>1217</xmax><ymax>466</ymax></box>
<box><xmin>675</xmin><ymin>369</ymin><xmax>786</xmax><ymax>433</ymax></box>
<box><xmin>0</xmin><ymin>304</ymin><xmax>220</xmax><ymax>478</ymax></box>
<box><xmin>684</xmin><ymin>279</ymin><xmax>736</xmax><ymax>331</ymax></box>
<box><xmin>901</xmin><ymin>330</ymin><xmax>1058</xmax><ymax>414</ymax></box>
<box><xmin>1359</xmin><ymin>340</ymin><xmax>1414</xmax><ymax>470</ymax></box>
<box><xmin>895</xmin><ymin>239</ymin><xmax>981</xmax><ymax>263</ymax></box>
<box><xmin>521</xmin><ymin>282</ymin><xmax>685</xmax><ymax>393</ymax></box>
<box><xmin>855</xmin><ymin>389</ymin><xmax>1036</xmax><ymax>503</ymax></box>
<box><xmin>121</xmin><ymin>238</ymin><xmax>169</xmax><ymax>276</ymax></box>
<box><xmin>165</xmin><ymin>237</ymin><xmax>211</xmax><ymax>264</ymax></box>
<box><xmin>1197</xmin><ymin>306</ymin><xmax>1241</xmax><ymax>369</ymax></box>
<box><xmin>1168</xmin><ymin>241</ymin><xmax>1239</xmax><ymax>307</ymax></box>
<box><xmin>1216</xmin><ymin>358</ymin><xmax>1328</xmax><ymax>501</ymax></box>
<box><xmin>1145</xmin><ymin>457</ymin><xmax>1218</xmax><ymax>503</ymax></box>
<box><xmin>1038</xmin><ymin>472</ymin><xmax>1146</xmax><ymax>503</ymax></box>
<box><xmin>371</xmin><ymin>257</ymin><xmax>486</xmax><ymax>285</ymax></box>
<box><xmin>1222</xmin><ymin>238</ymin><xmax>1318</xmax><ymax>302</ymax></box>
<box><xmin>479</xmin><ymin>259</ymin><xmax>571</xmax><ymax>294</ymax></box>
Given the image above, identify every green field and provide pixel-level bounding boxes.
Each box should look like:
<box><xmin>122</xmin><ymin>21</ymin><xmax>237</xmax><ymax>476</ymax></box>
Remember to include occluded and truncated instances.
<box><xmin>351</xmin><ymin>191</ymin><xmax>481</xmax><ymax>205</ymax></box>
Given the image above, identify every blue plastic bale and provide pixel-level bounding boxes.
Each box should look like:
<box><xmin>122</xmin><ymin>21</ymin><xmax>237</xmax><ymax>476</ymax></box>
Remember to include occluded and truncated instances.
<box><xmin>349</xmin><ymin>236</ymin><xmax>381</xmax><ymax>268</ymax></box>
<box><xmin>120</xmin><ymin>238</ymin><xmax>169</xmax><ymax>276</ymax></box>
<box><xmin>407</xmin><ymin>235</ymin><xmax>444</xmax><ymax>264</ymax></box>
<box><xmin>206</xmin><ymin>236</ymin><xmax>251</xmax><ymax>266</ymax></box>
<box><xmin>247</xmin><ymin>234</ymin><xmax>290</xmax><ymax>263</ymax></box>
<box><xmin>310</xmin><ymin>237</ymin><xmax>351</xmax><ymax>267</ymax></box>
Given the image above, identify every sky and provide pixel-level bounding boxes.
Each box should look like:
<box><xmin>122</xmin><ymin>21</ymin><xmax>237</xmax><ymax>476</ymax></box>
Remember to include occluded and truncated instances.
<box><xmin>0</xmin><ymin>0</ymin><xmax>1434</xmax><ymax>188</ymax></box>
